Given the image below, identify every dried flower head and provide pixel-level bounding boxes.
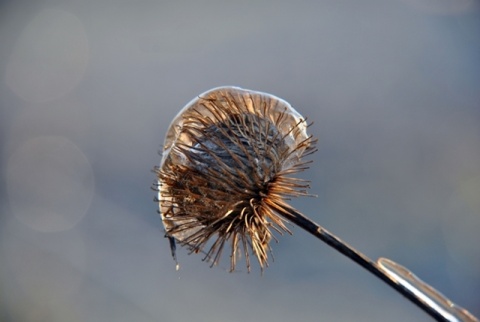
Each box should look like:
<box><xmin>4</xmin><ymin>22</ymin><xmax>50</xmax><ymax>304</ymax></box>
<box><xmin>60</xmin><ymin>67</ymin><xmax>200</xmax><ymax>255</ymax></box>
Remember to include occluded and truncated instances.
<box><xmin>154</xmin><ymin>86</ymin><xmax>316</xmax><ymax>272</ymax></box>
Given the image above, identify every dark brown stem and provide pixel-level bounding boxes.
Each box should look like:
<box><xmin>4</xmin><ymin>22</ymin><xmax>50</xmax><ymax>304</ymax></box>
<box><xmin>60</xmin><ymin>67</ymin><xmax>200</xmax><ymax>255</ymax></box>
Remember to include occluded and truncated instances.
<box><xmin>276</xmin><ymin>206</ymin><xmax>449</xmax><ymax>322</ymax></box>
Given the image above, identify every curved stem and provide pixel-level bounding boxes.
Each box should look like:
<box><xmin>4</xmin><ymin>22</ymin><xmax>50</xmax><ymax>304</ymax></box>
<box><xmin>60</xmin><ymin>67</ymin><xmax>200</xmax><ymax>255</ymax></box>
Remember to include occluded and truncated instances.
<box><xmin>275</xmin><ymin>205</ymin><xmax>449</xmax><ymax>322</ymax></box>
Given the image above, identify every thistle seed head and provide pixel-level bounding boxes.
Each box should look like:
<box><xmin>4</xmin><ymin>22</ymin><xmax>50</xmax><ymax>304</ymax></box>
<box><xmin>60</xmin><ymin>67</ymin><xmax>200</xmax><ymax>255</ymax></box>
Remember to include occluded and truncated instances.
<box><xmin>154</xmin><ymin>86</ymin><xmax>316</xmax><ymax>272</ymax></box>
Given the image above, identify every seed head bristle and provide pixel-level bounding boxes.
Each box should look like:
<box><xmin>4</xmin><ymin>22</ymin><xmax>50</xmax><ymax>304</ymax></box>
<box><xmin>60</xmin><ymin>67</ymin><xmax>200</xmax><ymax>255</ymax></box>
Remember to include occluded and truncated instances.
<box><xmin>155</xmin><ymin>86</ymin><xmax>316</xmax><ymax>272</ymax></box>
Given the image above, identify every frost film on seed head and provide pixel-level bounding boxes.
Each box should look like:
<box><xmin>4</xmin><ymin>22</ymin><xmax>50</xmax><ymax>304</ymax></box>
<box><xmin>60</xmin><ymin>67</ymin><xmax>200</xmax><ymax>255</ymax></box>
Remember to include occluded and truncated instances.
<box><xmin>155</xmin><ymin>86</ymin><xmax>316</xmax><ymax>272</ymax></box>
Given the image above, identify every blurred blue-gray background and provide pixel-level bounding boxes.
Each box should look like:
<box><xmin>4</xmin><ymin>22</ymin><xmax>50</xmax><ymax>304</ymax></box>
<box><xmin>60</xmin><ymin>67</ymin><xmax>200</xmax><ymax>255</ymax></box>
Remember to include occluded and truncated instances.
<box><xmin>1</xmin><ymin>1</ymin><xmax>479</xmax><ymax>321</ymax></box>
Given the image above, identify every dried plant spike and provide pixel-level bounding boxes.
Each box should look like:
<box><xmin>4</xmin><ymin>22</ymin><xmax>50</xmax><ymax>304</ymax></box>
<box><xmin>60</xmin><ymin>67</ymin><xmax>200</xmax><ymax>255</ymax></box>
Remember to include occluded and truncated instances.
<box><xmin>154</xmin><ymin>87</ymin><xmax>478</xmax><ymax>321</ymax></box>
<box><xmin>155</xmin><ymin>86</ymin><xmax>316</xmax><ymax>272</ymax></box>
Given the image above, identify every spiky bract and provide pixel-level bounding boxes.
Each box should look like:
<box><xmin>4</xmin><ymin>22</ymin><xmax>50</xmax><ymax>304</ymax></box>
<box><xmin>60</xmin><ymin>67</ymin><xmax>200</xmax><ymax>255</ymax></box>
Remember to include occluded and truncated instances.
<box><xmin>155</xmin><ymin>86</ymin><xmax>316</xmax><ymax>272</ymax></box>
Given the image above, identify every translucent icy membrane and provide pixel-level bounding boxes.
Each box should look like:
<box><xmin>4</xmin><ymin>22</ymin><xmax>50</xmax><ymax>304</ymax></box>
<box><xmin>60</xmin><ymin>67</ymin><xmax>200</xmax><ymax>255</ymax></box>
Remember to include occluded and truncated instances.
<box><xmin>158</xmin><ymin>86</ymin><xmax>310</xmax><ymax>242</ymax></box>
<box><xmin>160</xmin><ymin>86</ymin><xmax>309</xmax><ymax>169</ymax></box>
<box><xmin>378</xmin><ymin>257</ymin><xmax>479</xmax><ymax>322</ymax></box>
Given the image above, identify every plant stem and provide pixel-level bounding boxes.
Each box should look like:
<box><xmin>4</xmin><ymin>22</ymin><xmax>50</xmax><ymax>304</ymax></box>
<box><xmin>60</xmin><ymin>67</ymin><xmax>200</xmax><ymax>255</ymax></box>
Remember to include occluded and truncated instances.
<box><xmin>276</xmin><ymin>206</ymin><xmax>448</xmax><ymax>322</ymax></box>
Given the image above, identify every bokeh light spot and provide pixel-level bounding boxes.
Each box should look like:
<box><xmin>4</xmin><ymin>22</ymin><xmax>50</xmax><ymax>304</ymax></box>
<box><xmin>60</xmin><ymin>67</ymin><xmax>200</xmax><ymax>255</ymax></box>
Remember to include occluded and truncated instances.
<box><xmin>5</xmin><ymin>8</ymin><xmax>89</xmax><ymax>103</ymax></box>
<box><xmin>6</xmin><ymin>136</ymin><xmax>94</xmax><ymax>232</ymax></box>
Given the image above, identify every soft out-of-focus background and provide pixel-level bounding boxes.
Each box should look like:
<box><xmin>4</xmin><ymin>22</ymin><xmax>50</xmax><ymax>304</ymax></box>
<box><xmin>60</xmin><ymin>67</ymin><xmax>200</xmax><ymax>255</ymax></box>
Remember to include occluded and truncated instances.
<box><xmin>1</xmin><ymin>1</ymin><xmax>479</xmax><ymax>321</ymax></box>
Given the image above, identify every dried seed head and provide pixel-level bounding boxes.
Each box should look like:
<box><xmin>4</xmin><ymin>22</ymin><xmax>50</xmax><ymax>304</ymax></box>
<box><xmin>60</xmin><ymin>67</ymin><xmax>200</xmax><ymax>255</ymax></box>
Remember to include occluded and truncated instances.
<box><xmin>154</xmin><ymin>86</ymin><xmax>316</xmax><ymax>272</ymax></box>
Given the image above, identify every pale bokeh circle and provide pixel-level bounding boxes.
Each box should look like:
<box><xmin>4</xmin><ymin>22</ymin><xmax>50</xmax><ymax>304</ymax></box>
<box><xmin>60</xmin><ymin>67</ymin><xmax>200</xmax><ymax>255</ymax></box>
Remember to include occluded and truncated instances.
<box><xmin>6</xmin><ymin>136</ymin><xmax>94</xmax><ymax>232</ymax></box>
<box><xmin>5</xmin><ymin>8</ymin><xmax>89</xmax><ymax>103</ymax></box>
